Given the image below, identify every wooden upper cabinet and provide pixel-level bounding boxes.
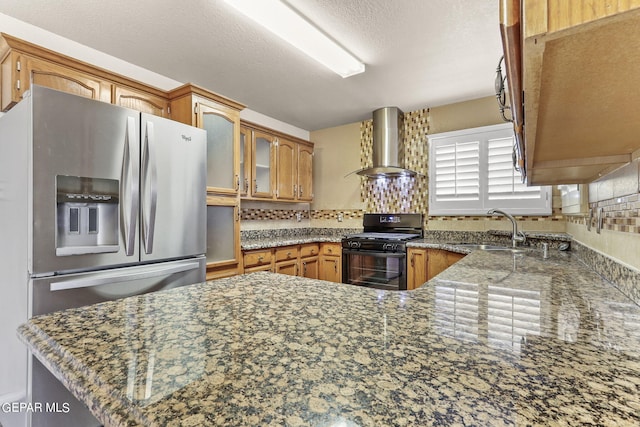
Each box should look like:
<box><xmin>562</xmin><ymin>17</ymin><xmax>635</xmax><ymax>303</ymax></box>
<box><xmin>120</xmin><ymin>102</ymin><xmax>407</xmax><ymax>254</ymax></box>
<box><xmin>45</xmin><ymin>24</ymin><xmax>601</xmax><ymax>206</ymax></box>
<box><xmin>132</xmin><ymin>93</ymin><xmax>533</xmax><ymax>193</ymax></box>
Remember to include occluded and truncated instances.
<box><xmin>168</xmin><ymin>84</ymin><xmax>244</xmax><ymax>196</ymax></box>
<box><xmin>239</xmin><ymin>126</ymin><xmax>251</xmax><ymax>197</ymax></box>
<box><xmin>276</xmin><ymin>138</ymin><xmax>297</xmax><ymax>200</ymax></box>
<box><xmin>241</xmin><ymin>121</ymin><xmax>314</xmax><ymax>202</ymax></box>
<box><xmin>25</xmin><ymin>56</ymin><xmax>111</xmax><ymax>103</ymax></box>
<box><xmin>523</xmin><ymin>0</ymin><xmax>640</xmax><ymax>38</ymax></box>
<box><xmin>1</xmin><ymin>51</ymin><xmax>110</xmax><ymax>110</ymax></box>
<box><xmin>113</xmin><ymin>85</ymin><xmax>170</xmax><ymax>118</ymax></box>
<box><xmin>275</xmin><ymin>137</ymin><xmax>314</xmax><ymax>202</ymax></box>
<box><xmin>251</xmin><ymin>129</ymin><xmax>276</xmax><ymax>198</ymax></box>
<box><xmin>198</xmin><ymin>102</ymin><xmax>240</xmax><ymax>194</ymax></box>
<box><xmin>502</xmin><ymin>1</ymin><xmax>640</xmax><ymax>185</ymax></box>
<box><xmin>297</xmin><ymin>142</ymin><xmax>314</xmax><ymax>202</ymax></box>
<box><xmin>0</xmin><ymin>33</ymin><xmax>174</xmax><ymax>118</ymax></box>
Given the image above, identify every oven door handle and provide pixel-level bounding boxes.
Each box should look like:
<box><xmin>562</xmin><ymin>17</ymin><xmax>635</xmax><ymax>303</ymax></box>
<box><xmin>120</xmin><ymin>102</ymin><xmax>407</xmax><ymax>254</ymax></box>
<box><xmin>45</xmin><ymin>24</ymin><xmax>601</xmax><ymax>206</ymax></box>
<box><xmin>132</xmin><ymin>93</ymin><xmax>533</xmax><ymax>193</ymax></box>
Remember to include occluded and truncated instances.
<box><xmin>342</xmin><ymin>249</ymin><xmax>406</xmax><ymax>257</ymax></box>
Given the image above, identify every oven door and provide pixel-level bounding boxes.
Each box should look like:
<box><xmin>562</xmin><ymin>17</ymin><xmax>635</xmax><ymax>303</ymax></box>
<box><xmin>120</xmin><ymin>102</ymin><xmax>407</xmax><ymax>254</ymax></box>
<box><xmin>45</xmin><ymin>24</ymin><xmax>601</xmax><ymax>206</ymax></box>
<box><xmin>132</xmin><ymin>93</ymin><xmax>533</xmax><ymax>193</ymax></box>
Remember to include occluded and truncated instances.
<box><xmin>342</xmin><ymin>249</ymin><xmax>407</xmax><ymax>291</ymax></box>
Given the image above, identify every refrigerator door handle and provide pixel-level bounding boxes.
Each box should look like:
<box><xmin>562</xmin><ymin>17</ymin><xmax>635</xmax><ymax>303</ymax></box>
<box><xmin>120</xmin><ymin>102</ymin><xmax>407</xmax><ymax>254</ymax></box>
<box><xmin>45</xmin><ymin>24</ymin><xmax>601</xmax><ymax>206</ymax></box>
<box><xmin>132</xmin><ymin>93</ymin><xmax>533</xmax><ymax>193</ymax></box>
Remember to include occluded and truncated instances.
<box><xmin>121</xmin><ymin>116</ymin><xmax>140</xmax><ymax>256</ymax></box>
<box><xmin>50</xmin><ymin>261</ymin><xmax>201</xmax><ymax>291</ymax></box>
<box><xmin>142</xmin><ymin>120</ymin><xmax>158</xmax><ymax>254</ymax></box>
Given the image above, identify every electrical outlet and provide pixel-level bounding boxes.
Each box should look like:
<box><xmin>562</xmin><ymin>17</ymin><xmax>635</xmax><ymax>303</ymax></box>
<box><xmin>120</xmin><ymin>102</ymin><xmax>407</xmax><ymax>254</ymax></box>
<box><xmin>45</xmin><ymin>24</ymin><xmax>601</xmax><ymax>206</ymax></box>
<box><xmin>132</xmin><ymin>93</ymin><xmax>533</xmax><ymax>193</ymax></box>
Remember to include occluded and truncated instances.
<box><xmin>337</xmin><ymin>213</ymin><xmax>344</xmax><ymax>222</ymax></box>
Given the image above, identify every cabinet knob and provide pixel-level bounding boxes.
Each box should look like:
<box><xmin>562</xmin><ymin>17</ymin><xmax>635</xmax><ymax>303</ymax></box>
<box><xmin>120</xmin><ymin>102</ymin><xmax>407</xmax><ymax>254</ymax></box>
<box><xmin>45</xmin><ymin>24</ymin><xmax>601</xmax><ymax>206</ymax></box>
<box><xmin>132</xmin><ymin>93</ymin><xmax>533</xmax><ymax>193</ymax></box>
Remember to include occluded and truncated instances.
<box><xmin>258</xmin><ymin>256</ymin><xmax>264</xmax><ymax>262</ymax></box>
<box><xmin>287</xmin><ymin>251</ymin><xmax>292</xmax><ymax>258</ymax></box>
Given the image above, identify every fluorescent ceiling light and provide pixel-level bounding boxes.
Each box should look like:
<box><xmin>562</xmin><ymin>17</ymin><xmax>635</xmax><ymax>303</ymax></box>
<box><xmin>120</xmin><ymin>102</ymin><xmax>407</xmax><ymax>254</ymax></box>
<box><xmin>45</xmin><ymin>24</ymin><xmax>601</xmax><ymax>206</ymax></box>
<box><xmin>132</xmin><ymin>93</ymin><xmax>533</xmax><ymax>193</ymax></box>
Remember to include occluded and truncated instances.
<box><xmin>224</xmin><ymin>0</ymin><xmax>365</xmax><ymax>78</ymax></box>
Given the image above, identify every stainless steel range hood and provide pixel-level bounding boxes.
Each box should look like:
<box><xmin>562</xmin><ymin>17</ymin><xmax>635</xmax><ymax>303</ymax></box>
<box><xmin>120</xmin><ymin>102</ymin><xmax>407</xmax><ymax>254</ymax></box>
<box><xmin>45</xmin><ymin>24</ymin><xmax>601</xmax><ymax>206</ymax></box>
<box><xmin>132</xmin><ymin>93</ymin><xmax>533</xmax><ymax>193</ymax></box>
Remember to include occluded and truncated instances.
<box><xmin>350</xmin><ymin>107</ymin><xmax>420</xmax><ymax>178</ymax></box>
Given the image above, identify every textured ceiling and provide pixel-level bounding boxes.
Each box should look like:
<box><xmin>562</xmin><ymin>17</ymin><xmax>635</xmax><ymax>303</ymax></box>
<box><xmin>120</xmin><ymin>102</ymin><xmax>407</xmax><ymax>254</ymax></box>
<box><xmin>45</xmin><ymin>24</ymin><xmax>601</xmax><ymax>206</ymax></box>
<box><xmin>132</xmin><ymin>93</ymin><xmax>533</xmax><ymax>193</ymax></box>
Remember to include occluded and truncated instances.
<box><xmin>0</xmin><ymin>0</ymin><xmax>503</xmax><ymax>131</ymax></box>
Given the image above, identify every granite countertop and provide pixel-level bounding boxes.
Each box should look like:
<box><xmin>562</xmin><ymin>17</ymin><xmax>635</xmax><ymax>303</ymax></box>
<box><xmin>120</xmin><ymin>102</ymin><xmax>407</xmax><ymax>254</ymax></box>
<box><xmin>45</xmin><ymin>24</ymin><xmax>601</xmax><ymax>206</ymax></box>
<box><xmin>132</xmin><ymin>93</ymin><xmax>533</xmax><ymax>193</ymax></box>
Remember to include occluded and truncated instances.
<box><xmin>240</xmin><ymin>228</ymin><xmax>358</xmax><ymax>251</ymax></box>
<box><xmin>18</xmin><ymin>249</ymin><xmax>640</xmax><ymax>426</ymax></box>
<box><xmin>241</xmin><ymin>235</ymin><xmax>343</xmax><ymax>250</ymax></box>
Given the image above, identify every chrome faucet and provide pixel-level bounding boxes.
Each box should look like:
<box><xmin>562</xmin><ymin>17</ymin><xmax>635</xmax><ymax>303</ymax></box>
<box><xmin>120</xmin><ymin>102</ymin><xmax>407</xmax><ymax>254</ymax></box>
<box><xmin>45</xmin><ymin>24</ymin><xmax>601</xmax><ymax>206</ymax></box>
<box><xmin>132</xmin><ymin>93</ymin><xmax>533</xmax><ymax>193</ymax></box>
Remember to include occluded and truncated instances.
<box><xmin>487</xmin><ymin>208</ymin><xmax>526</xmax><ymax>248</ymax></box>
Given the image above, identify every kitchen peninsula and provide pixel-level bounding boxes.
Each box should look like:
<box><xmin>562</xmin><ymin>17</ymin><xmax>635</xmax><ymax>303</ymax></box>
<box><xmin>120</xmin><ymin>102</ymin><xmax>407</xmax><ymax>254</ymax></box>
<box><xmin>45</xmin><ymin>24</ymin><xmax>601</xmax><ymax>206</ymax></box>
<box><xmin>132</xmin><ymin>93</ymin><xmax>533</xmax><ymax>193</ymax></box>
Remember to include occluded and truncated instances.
<box><xmin>18</xmin><ymin>249</ymin><xmax>640</xmax><ymax>426</ymax></box>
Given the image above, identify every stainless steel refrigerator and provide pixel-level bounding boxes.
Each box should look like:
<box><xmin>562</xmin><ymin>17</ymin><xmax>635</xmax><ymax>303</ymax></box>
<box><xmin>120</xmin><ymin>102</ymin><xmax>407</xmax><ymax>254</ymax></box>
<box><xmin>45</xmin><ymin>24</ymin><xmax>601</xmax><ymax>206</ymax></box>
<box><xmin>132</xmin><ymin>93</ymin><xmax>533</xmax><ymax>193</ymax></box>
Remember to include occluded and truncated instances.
<box><xmin>0</xmin><ymin>85</ymin><xmax>207</xmax><ymax>427</ymax></box>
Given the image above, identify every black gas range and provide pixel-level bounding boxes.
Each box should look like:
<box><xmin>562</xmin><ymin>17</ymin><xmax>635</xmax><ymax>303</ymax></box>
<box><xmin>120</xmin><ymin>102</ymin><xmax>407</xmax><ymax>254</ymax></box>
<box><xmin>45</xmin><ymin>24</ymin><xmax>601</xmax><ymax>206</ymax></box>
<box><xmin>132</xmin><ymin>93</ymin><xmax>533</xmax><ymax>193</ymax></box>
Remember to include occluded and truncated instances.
<box><xmin>342</xmin><ymin>213</ymin><xmax>423</xmax><ymax>291</ymax></box>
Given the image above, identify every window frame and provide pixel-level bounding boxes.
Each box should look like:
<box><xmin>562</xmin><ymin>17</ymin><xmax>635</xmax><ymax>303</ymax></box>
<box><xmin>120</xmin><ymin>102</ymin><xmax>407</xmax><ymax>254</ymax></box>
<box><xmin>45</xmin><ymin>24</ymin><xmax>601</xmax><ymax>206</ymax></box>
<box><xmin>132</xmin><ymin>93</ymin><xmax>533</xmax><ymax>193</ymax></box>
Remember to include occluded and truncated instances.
<box><xmin>428</xmin><ymin>123</ymin><xmax>552</xmax><ymax>216</ymax></box>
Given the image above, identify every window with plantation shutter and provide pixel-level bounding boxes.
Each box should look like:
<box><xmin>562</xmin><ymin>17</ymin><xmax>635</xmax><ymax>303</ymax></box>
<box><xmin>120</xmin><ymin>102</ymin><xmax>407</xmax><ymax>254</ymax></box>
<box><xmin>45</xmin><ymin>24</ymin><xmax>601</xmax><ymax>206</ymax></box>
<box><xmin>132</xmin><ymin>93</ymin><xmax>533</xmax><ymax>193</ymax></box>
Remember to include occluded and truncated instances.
<box><xmin>428</xmin><ymin>123</ymin><xmax>551</xmax><ymax>216</ymax></box>
<box><xmin>434</xmin><ymin>140</ymin><xmax>480</xmax><ymax>202</ymax></box>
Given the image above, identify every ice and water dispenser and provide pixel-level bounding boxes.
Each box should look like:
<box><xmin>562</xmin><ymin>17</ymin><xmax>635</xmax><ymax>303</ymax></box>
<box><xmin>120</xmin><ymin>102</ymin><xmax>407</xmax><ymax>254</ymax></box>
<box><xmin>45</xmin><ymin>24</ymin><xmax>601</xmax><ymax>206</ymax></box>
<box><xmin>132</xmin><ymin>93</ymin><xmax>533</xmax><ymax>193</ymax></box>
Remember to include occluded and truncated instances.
<box><xmin>56</xmin><ymin>175</ymin><xmax>120</xmax><ymax>255</ymax></box>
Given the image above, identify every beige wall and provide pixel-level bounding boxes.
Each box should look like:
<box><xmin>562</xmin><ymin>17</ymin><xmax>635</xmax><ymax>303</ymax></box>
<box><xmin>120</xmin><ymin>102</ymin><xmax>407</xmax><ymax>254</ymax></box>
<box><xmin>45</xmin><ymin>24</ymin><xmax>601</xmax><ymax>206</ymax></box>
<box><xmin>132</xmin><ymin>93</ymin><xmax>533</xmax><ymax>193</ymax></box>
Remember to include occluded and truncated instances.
<box><xmin>310</xmin><ymin>122</ymin><xmax>364</xmax><ymax>211</ymax></box>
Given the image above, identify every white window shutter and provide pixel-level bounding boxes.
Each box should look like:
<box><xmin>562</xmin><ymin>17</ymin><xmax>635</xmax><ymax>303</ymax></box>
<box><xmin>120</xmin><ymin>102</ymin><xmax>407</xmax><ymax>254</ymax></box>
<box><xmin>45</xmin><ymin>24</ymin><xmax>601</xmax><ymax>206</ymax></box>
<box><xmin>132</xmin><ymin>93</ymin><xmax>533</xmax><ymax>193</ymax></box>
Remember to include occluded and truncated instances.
<box><xmin>428</xmin><ymin>123</ymin><xmax>552</xmax><ymax>216</ymax></box>
<box><xmin>487</xmin><ymin>136</ymin><xmax>540</xmax><ymax>201</ymax></box>
<box><xmin>434</xmin><ymin>140</ymin><xmax>480</xmax><ymax>202</ymax></box>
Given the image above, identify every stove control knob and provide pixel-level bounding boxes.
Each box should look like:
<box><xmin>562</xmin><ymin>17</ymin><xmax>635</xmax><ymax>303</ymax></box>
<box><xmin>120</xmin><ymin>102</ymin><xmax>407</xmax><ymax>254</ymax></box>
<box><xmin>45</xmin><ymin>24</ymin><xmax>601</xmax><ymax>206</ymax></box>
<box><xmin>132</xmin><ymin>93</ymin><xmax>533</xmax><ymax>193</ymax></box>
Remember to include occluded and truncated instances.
<box><xmin>383</xmin><ymin>243</ymin><xmax>398</xmax><ymax>251</ymax></box>
<box><xmin>348</xmin><ymin>241</ymin><xmax>361</xmax><ymax>249</ymax></box>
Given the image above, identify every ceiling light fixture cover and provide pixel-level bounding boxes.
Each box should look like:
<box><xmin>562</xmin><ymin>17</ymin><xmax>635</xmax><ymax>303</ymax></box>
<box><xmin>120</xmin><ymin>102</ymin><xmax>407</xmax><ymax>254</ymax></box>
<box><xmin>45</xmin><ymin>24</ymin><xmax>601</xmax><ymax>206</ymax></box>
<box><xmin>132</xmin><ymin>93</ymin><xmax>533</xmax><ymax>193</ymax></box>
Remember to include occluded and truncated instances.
<box><xmin>224</xmin><ymin>0</ymin><xmax>365</xmax><ymax>78</ymax></box>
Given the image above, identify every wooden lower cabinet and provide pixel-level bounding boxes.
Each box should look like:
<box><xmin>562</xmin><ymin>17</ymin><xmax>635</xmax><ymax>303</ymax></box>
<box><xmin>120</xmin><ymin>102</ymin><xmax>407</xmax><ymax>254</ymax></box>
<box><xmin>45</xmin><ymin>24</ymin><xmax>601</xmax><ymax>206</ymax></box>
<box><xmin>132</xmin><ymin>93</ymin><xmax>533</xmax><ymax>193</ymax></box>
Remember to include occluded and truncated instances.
<box><xmin>301</xmin><ymin>256</ymin><xmax>319</xmax><ymax>279</ymax></box>
<box><xmin>242</xmin><ymin>242</ymin><xmax>339</xmax><ymax>282</ymax></box>
<box><xmin>407</xmin><ymin>248</ymin><xmax>465</xmax><ymax>290</ymax></box>
<box><xmin>407</xmin><ymin>248</ymin><xmax>428</xmax><ymax>290</ymax></box>
<box><xmin>428</xmin><ymin>249</ymin><xmax>465</xmax><ymax>280</ymax></box>
<box><xmin>300</xmin><ymin>243</ymin><xmax>319</xmax><ymax>279</ymax></box>
<box><xmin>275</xmin><ymin>259</ymin><xmax>299</xmax><ymax>276</ymax></box>
<box><xmin>274</xmin><ymin>246</ymin><xmax>300</xmax><ymax>276</ymax></box>
<box><xmin>243</xmin><ymin>248</ymin><xmax>273</xmax><ymax>273</ymax></box>
<box><xmin>319</xmin><ymin>243</ymin><xmax>342</xmax><ymax>283</ymax></box>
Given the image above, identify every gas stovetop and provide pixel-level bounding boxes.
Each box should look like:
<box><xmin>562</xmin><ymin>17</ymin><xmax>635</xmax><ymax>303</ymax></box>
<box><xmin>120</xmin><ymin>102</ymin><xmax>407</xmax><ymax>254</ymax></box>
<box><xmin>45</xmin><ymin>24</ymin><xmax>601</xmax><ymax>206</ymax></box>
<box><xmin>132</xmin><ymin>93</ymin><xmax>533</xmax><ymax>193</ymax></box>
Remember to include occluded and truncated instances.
<box><xmin>344</xmin><ymin>232</ymin><xmax>421</xmax><ymax>242</ymax></box>
<box><xmin>342</xmin><ymin>213</ymin><xmax>423</xmax><ymax>251</ymax></box>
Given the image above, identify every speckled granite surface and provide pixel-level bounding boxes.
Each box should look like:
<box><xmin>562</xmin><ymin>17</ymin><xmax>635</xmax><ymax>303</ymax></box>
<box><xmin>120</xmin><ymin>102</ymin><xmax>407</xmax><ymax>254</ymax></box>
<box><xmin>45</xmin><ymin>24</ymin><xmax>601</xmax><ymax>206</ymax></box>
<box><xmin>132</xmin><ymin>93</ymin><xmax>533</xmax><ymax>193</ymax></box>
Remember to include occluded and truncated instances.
<box><xmin>241</xmin><ymin>227</ymin><xmax>358</xmax><ymax>250</ymax></box>
<box><xmin>17</xmin><ymin>249</ymin><xmax>640</xmax><ymax>426</ymax></box>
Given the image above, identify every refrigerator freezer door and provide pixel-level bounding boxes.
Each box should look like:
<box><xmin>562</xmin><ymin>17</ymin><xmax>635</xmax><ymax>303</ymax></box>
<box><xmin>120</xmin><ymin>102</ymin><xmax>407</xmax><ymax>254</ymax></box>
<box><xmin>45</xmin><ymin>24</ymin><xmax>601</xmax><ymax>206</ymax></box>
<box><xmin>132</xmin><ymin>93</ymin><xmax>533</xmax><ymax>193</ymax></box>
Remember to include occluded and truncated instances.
<box><xmin>29</xmin><ymin>257</ymin><xmax>205</xmax><ymax>427</ymax></box>
<box><xmin>31</xmin><ymin>257</ymin><xmax>205</xmax><ymax>316</ymax></box>
<box><xmin>31</xmin><ymin>86</ymin><xmax>141</xmax><ymax>275</ymax></box>
<box><xmin>139</xmin><ymin>113</ymin><xmax>206</xmax><ymax>262</ymax></box>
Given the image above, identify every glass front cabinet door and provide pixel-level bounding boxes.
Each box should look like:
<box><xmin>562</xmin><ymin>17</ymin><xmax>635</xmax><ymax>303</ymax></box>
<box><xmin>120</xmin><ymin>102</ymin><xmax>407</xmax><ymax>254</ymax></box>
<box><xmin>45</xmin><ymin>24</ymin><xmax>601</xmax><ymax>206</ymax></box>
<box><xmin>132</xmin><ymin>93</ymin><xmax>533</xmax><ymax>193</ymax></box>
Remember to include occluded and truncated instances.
<box><xmin>197</xmin><ymin>101</ymin><xmax>240</xmax><ymax>195</ymax></box>
<box><xmin>251</xmin><ymin>130</ymin><xmax>276</xmax><ymax>198</ymax></box>
<box><xmin>205</xmin><ymin>197</ymin><xmax>241</xmax><ymax>278</ymax></box>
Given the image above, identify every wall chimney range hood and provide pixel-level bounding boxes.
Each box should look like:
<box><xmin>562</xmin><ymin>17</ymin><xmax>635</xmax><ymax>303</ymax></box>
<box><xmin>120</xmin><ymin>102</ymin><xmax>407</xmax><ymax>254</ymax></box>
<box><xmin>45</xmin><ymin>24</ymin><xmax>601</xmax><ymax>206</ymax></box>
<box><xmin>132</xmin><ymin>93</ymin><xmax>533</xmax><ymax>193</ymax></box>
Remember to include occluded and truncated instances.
<box><xmin>350</xmin><ymin>107</ymin><xmax>421</xmax><ymax>178</ymax></box>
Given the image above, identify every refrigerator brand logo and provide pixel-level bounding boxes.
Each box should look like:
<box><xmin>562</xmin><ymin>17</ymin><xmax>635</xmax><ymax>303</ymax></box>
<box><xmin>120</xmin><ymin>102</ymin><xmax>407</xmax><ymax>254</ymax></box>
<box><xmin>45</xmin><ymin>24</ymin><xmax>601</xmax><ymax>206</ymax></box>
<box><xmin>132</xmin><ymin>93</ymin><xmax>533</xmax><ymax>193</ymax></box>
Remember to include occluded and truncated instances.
<box><xmin>181</xmin><ymin>135</ymin><xmax>192</xmax><ymax>142</ymax></box>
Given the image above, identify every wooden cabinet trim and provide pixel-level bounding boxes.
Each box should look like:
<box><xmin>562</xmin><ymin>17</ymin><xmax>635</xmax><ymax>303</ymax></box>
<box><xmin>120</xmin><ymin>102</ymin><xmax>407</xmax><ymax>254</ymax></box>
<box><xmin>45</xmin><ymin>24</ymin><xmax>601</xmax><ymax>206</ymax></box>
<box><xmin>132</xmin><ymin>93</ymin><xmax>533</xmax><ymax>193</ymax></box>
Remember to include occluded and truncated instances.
<box><xmin>167</xmin><ymin>83</ymin><xmax>244</xmax><ymax>111</ymax></box>
<box><xmin>241</xmin><ymin>120</ymin><xmax>313</xmax><ymax>146</ymax></box>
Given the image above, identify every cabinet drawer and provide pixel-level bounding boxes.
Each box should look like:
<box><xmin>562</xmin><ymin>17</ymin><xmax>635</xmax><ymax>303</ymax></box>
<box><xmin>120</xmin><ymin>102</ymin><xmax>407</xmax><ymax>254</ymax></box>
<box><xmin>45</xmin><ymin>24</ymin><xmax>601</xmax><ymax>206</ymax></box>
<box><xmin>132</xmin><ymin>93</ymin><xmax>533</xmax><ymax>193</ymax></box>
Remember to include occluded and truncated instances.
<box><xmin>275</xmin><ymin>246</ymin><xmax>299</xmax><ymax>262</ymax></box>
<box><xmin>321</xmin><ymin>243</ymin><xmax>341</xmax><ymax>257</ymax></box>
<box><xmin>300</xmin><ymin>243</ymin><xmax>319</xmax><ymax>258</ymax></box>
<box><xmin>243</xmin><ymin>249</ymin><xmax>272</xmax><ymax>268</ymax></box>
